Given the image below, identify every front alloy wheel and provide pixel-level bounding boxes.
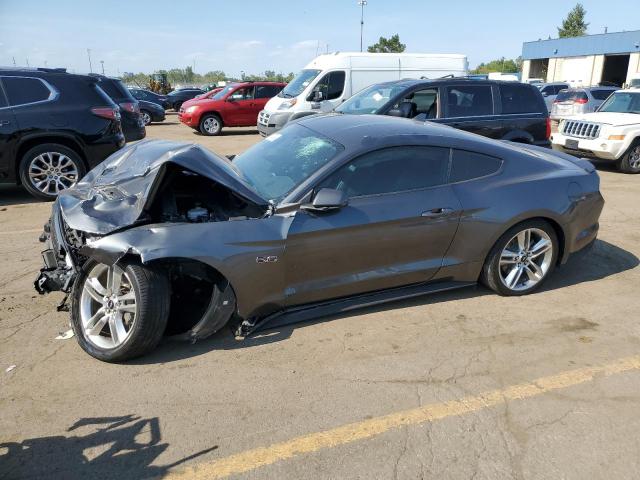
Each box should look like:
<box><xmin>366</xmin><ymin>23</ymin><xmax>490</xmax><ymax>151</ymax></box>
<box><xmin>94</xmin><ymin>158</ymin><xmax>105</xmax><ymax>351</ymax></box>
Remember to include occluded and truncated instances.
<box><xmin>80</xmin><ymin>263</ymin><xmax>137</xmax><ymax>349</ymax></box>
<box><xmin>199</xmin><ymin>114</ymin><xmax>222</xmax><ymax>136</ymax></box>
<box><xmin>71</xmin><ymin>260</ymin><xmax>170</xmax><ymax>362</ymax></box>
<box><xmin>619</xmin><ymin>144</ymin><xmax>640</xmax><ymax>174</ymax></box>
<box><xmin>482</xmin><ymin>220</ymin><xmax>558</xmax><ymax>296</ymax></box>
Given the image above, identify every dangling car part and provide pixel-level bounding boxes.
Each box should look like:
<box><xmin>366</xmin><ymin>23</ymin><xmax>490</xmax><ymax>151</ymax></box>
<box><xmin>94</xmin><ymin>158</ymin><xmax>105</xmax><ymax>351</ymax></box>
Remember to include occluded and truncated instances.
<box><xmin>36</xmin><ymin>115</ymin><xmax>604</xmax><ymax>362</ymax></box>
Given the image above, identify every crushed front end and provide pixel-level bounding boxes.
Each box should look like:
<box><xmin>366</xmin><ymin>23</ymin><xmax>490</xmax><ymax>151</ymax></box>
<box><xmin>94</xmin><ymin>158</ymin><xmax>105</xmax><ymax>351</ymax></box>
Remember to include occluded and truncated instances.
<box><xmin>34</xmin><ymin>201</ymin><xmax>90</xmax><ymax>296</ymax></box>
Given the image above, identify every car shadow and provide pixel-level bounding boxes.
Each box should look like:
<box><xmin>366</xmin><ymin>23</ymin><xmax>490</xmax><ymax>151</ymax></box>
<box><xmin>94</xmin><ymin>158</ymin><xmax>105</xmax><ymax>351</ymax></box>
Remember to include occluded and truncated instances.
<box><xmin>150</xmin><ymin>121</ymin><xmax>180</xmax><ymax>126</ymax></box>
<box><xmin>0</xmin><ymin>415</ymin><xmax>217</xmax><ymax>480</ymax></box>
<box><xmin>0</xmin><ymin>185</ymin><xmax>45</xmax><ymax>207</ymax></box>
<box><xmin>135</xmin><ymin>239</ymin><xmax>638</xmax><ymax>365</ymax></box>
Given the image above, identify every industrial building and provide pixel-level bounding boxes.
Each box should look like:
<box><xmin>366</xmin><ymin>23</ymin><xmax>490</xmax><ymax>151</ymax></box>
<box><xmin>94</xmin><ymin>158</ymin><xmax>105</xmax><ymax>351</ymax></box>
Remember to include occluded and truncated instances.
<box><xmin>521</xmin><ymin>30</ymin><xmax>640</xmax><ymax>87</ymax></box>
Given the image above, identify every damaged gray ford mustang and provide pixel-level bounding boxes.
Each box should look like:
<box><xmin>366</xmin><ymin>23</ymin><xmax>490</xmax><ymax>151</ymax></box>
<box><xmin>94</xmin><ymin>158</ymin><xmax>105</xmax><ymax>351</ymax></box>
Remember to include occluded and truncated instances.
<box><xmin>35</xmin><ymin>114</ymin><xmax>604</xmax><ymax>361</ymax></box>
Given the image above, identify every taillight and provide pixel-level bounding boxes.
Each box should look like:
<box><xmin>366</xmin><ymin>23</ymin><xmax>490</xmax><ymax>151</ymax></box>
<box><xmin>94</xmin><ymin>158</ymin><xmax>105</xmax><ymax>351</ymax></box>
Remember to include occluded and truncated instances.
<box><xmin>91</xmin><ymin>107</ymin><xmax>120</xmax><ymax>121</ymax></box>
<box><xmin>575</xmin><ymin>98</ymin><xmax>588</xmax><ymax>104</ymax></box>
<box><xmin>545</xmin><ymin>117</ymin><xmax>551</xmax><ymax>139</ymax></box>
<box><xmin>119</xmin><ymin>102</ymin><xmax>140</xmax><ymax>113</ymax></box>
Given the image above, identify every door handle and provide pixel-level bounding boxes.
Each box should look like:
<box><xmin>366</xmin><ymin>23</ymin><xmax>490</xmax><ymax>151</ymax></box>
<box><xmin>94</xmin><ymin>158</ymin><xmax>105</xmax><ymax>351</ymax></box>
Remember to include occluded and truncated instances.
<box><xmin>0</xmin><ymin>120</ymin><xmax>10</xmax><ymax>126</ymax></box>
<box><xmin>421</xmin><ymin>207</ymin><xmax>454</xmax><ymax>218</ymax></box>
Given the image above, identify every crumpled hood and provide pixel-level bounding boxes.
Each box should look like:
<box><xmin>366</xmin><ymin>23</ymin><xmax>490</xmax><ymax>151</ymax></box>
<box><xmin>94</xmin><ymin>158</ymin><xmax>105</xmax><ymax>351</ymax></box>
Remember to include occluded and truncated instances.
<box><xmin>569</xmin><ymin>112</ymin><xmax>640</xmax><ymax>127</ymax></box>
<box><xmin>57</xmin><ymin>139</ymin><xmax>267</xmax><ymax>235</ymax></box>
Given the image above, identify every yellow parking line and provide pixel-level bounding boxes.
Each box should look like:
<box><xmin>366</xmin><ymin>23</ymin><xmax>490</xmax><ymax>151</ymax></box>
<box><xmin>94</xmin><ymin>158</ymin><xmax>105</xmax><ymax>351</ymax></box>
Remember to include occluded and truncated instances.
<box><xmin>164</xmin><ymin>355</ymin><xmax>640</xmax><ymax>479</ymax></box>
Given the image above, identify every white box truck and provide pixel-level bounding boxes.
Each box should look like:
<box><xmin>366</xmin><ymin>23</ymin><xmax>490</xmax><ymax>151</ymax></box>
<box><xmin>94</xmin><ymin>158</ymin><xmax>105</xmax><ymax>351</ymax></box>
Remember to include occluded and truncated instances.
<box><xmin>257</xmin><ymin>51</ymin><xmax>468</xmax><ymax>136</ymax></box>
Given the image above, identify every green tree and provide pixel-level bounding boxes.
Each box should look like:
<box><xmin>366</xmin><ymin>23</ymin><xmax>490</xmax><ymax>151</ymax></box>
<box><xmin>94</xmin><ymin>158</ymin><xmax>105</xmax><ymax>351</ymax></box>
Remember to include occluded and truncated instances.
<box><xmin>367</xmin><ymin>34</ymin><xmax>406</xmax><ymax>53</ymax></box>
<box><xmin>471</xmin><ymin>57</ymin><xmax>520</xmax><ymax>74</ymax></box>
<box><xmin>557</xmin><ymin>3</ymin><xmax>588</xmax><ymax>38</ymax></box>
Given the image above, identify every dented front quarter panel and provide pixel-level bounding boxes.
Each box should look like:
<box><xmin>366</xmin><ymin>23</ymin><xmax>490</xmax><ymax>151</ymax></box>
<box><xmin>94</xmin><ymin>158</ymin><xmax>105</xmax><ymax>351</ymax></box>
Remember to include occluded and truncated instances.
<box><xmin>80</xmin><ymin>214</ymin><xmax>295</xmax><ymax>319</ymax></box>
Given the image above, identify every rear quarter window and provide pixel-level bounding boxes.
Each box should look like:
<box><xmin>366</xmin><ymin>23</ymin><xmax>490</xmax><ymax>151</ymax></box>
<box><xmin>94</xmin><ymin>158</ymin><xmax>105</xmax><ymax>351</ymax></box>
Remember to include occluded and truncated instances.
<box><xmin>99</xmin><ymin>79</ymin><xmax>134</xmax><ymax>102</ymax></box>
<box><xmin>499</xmin><ymin>84</ymin><xmax>542</xmax><ymax>114</ymax></box>
<box><xmin>450</xmin><ymin>150</ymin><xmax>502</xmax><ymax>183</ymax></box>
<box><xmin>2</xmin><ymin>77</ymin><xmax>52</xmax><ymax>106</ymax></box>
<box><xmin>591</xmin><ymin>89</ymin><xmax>614</xmax><ymax>101</ymax></box>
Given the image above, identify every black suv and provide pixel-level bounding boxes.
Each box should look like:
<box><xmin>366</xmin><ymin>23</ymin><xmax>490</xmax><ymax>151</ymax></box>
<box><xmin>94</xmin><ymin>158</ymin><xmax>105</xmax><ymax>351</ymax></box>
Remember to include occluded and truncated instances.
<box><xmin>336</xmin><ymin>79</ymin><xmax>551</xmax><ymax>147</ymax></box>
<box><xmin>0</xmin><ymin>68</ymin><xmax>125</xmax><ymax>200</ymax></box>
<box><xmin>166</xmin><ymin>87</ymin><xmax>205</xmax><ymax>111</ymax></box>
<box><xmin>93</xmin><ymin>76</ymin><xmax>146</xmax><ymax>142</ymax></box>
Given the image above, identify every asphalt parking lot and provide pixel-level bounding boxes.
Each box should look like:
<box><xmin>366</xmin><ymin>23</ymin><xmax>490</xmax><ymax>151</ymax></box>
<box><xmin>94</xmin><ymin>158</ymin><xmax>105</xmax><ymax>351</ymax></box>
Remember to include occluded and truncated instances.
<box><xmin>1</xmin><ymin>114</ymin><xmax>640</xmax><ymax>480</ymax></box>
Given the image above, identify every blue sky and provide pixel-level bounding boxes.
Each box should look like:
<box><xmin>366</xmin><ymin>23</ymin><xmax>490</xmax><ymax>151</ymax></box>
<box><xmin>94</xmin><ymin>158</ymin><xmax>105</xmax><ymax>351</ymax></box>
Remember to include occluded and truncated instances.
<box><xmin>0</xmin><ymin>0</ymin><xmax>637</xmax><ymax>76</ymax></box>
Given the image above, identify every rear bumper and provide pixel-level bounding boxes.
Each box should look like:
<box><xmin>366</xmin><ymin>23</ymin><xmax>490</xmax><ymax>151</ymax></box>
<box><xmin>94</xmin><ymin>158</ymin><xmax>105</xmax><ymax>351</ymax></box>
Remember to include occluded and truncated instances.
<box><xmin>562</xmin><ymin>189</ymin><xmax>604</xmax><ymax>264</ymax></box>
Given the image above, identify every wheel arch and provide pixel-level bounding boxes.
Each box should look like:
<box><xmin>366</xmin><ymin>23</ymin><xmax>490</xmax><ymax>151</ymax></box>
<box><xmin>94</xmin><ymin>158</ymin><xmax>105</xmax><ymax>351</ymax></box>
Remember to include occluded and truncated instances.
<box><xmin>199</xmin><ymin>110</ymin><xmax>224</xmax><ymax>125</ymax></box>
<box><xmin>501</xmin><ymin>129</ymin><xmax>535</xmax><ymax>144</ymax></box>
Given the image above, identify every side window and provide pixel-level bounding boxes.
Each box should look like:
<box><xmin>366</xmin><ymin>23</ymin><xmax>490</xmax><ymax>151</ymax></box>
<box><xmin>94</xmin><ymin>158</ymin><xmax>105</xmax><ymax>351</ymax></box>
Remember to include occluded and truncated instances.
<box><xmin>0</xmin><ymin>82</ymin><xmax>8</xmax><ymax>108</ymax></box>
<box><xmin>318</xmin><ymin>146</ymin><xmax>450</xmax><ymax>198</ymax></box>
<box><xmin>541</xmin><ymin>86</ymin><xmax>553</xmax><ymax>95</ymax></box>
<box><xmin>390</xmin><ymin>88</ymin><xmax>438</xmax><ymax>119</ymax></box>
<box><xmin>229</xmin><ymin>86</ymin><xmax>254</xmax><ymax>100</ymax></box>
<box><xmin>2</xmin><ymin>77</ymin><xmax>52</xmax><ymax>106</ymax></box>
<box><xmin>315</xmin><ymin>71</ymin><xmax>346</xmax><ymax>101</ymax></box>
<box><xmin>500</xmin><ymin>84</ymin><xmax>540</xmax><ymax>114</ymax></box>
<box><xmin>445</xmin><ymin>85</ymin><xmax>493</xmax><ymax>117</ymax></box>
<box><xmin>255</xmin><ymin>85</ymin><xmax>281</xmax><ymax>99</ymax></box>
<box><xmin>591</xmin><ymin>89</ymin><xmax>614</xmax><ymax>100</ymax></box>
<box><xmin>450</xmin><ymin>150</ymin><xmax>502</xmax><ymax>183</ymax></box>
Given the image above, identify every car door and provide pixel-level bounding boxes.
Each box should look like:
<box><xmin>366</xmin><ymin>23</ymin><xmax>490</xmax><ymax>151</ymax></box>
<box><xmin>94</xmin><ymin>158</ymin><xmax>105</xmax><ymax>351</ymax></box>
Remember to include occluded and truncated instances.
<box><xmin>310</xmin><ymin>71</ymin><xmax>346</xmax><ymax>108</ymax></box>
<box><xmin>436</xmin><ymin>84</ymin><xmax>501</xmax><ymax>138</ymax></box>
<box><xmin>224</xmin><ymin>86</ymin><xmax>255</xmax><ymax>126</ymax></box>
<box><xmin>254</xmin><ymin>85</ymin><xmax>281</xmax><ymax>113</ymax></box>
<box><xmin>283</xmin><ymin>145</ymin><xmax>462</xmax><ymax>307</ymax></box>
<box><xmin>0</xmin><ymin>79</ymin><xmax>18</xmax><ymax>181</ymax></box>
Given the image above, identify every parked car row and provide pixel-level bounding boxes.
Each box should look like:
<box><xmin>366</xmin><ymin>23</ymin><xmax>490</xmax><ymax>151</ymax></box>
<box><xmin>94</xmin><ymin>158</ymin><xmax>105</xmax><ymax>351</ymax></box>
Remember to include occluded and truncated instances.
<box><xmin>0</xmin><ymin>68</ymin><xmax>145</xmax><ymax>200</ymax></box>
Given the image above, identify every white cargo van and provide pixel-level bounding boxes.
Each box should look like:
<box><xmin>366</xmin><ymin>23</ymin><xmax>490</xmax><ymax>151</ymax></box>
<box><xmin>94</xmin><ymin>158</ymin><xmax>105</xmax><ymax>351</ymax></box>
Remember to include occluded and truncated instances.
<box><xmin>257</xmin><ymin>51</ymin><xmax>468</xmax><ymax>136</ymax></box>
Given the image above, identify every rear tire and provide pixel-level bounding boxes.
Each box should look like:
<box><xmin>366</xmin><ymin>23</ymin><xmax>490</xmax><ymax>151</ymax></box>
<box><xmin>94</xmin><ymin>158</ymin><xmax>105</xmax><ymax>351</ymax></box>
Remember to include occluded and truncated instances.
<box><xmin>481</xmin><ymin>220</ymin><xmax>558</xmax><ymax>296</ymax></box>
<box><xmin>174</xmin><ymin>101</ymin><xmax>183</xmax><ymax>112</ymax></box>
<box><xmin>71</xmin><ymin>259</ymin><xmax>170</xmax><ymax>362</ymax></box>
<box><xmin>140</xmin><ymin>110</ymin><xmax>152</xmax><ymax>125</ymax></box>
<box><xmin>19</xmin><ymin>143</ymin><xmax>86</xmax><ymax>201</ymax></box>
<box><xmin>199</xmin><ymin>114</ymin><xmax>223</xmax><ymax>136</ymax></box>
<box><xmin>617</xmin><ymin>142</ymin><xmax>640</xmax><ymax>174</ymax></box>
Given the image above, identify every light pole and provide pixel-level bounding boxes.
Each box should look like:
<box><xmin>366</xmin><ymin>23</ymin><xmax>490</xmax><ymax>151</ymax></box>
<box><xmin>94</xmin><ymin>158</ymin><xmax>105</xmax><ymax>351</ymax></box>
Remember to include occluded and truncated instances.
<box><xmin>100</xmin><ymin>60</ymin><xmax>105</xmax><ymax>75</ymax></box>
<box><xmin>87</xmin><ymin>48</ymin><xmax>93</xmax><ymax>73</ymax></box>
<box><xmin>358</xmin><ymin>0</ymin><xmax>367</xmax><ymax>52</ymax></box>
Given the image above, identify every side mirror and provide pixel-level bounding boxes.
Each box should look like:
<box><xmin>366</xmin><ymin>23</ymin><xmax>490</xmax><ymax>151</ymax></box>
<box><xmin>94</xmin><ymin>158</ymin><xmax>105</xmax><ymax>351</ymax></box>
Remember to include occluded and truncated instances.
<box><xmin>301</xmin><ymin>188</ymin><xmax>348</xmax><ymax>212</ymax></box>
<box><xmin>227</xmin><ymin>96</ymin><xmax>236</xmax><ymax>102</ymax></box>
<box><xmin>541</xmin><ymin>91</ymin><xmax>549</xmax><ymax>97</ymax></box>
<box><xmin>387</xmin><ymin>107</ymin><xmax>403</xmax><ymax>117</ymax></box>
<box><xmin>313</xmin><ymin>90</ymin><xmax>324</xmax><ymax>102</ymax></box>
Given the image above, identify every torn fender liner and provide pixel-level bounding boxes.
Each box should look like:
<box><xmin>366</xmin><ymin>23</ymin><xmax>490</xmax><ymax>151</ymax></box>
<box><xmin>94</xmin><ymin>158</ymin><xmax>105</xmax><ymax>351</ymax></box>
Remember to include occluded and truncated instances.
<box><xmin>177</xmin><ymin>281</ymin><xmax>236</xmax><ymax>341</ymax></box>
<box><xmin>57</xmin><ymin>139</ymin><xmax>268</xmax><ymax>235</ymax></box>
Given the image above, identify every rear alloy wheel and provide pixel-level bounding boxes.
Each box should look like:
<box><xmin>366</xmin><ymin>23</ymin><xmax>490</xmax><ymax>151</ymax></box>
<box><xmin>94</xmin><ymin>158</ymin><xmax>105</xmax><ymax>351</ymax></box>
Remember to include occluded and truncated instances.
<box><xmin>19</xmin><ymin>144</ymin><xmax>86</xmax><ymax>201</ymax></box>
<box><xmin>71</xmin><ymin>260</ymin><xmax>170</xmax><ymax>362</ymax></box>
<box><xmin>199</xmin><ymin>114</ymin><xmax>223</xmax><ymax>136</ymax></box>
<box><xmin>618</xmin><ymin>143</ymin><xmax>640</xmax><ymax>174</ymax></box>
<box><xmin>140</xmin><ymin>110</ymin><xmax>152</xmax><ymax>125</ymax></box>
<box><xmin>482</xmin><ymin>220</ymin><xmax>558</xmax><ymax>296</ymax></box>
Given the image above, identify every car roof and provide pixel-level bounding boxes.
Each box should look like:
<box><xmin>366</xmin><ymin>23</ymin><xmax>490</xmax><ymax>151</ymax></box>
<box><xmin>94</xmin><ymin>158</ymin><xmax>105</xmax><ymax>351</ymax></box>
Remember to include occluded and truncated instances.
<box><xmin>363</xmin><ymin>77</ymin><xmax>536</xmax><ymax>90</ymax></box>
<box><xmin>297</xmin><ymin>113</ymin><xmax>500</xmax><ymax>150</ymax></box>
<box><xmin>0</xmin><ymin>67</ymin><xmax>95</xmax><ymax>81</ymax></box>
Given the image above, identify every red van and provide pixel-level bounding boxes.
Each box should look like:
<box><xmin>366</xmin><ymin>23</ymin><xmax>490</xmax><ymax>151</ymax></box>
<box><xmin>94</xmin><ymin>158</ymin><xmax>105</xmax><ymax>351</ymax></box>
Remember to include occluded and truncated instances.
<box><xmin>179</xmin><ymin>81</ymin><xmax>286</xmax><ymax>135</ymax></box>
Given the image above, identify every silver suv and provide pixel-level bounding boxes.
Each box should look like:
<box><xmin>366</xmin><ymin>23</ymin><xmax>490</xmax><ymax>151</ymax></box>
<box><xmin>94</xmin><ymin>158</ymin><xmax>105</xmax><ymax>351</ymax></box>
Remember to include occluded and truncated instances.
<box><xmin>550</xmin><ymin>87</ymin><xmax>617</xmax><ymax>121</ymax></box>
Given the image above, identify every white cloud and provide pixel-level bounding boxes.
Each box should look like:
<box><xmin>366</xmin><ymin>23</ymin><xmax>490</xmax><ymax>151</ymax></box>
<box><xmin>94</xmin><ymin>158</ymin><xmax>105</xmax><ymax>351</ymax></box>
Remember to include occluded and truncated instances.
<box><xmin>291</xmin><ymin>40</ymin><xmax>319</xmax><ymax>51</ymax></box>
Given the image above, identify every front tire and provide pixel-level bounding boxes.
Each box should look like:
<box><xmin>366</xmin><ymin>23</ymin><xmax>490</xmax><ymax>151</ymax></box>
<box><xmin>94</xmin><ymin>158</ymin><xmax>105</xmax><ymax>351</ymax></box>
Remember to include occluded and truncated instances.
<box><xmin>70</xmin><ymin>260</ymin><xmax>170</xmax><ymax>362</ymax></box>
<box><xmin>481</xmin><ymin>220</ymin><xmax>558</xmax><ymax>296</ymax></box>
<box><xmin>173</xmin><ymin>101</ymin><xmax>183</xmax><ymax>112</ymax></box>
<box><xmin>617</xmin><ymin>142</ymin><xmax>640</xmax><ymax>174</ymax></box>
<box><xmin>19</xmin><ymin>144</ymin><xmax>86</xmax><ymax>201</ymax></box>
<box><xmin>199</xmin><ymin>114</ymin><xmax>223</xmax><ymax>136</ymax></box>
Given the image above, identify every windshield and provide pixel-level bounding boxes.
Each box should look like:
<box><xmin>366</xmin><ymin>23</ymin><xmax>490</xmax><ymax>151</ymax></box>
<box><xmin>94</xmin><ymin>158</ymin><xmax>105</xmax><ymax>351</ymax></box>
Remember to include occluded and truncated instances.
<box><xmin>231</xmin><ymin>124</ymin><xmax>343</xmax><ymax>202</ymax></box>
<box><xmin>212</xmin><ymin>84</ymin><xmax>236</xmax><ymax>100</ymax></box>
<box><xmin>597</xmin><ymin>92</ymin><xmax>640</xmax><ymax>113</ymax></box>
<box><xmin>336</xmin><ymin>83</ymin><xmax>406</xmax><ymax>114</ymax></box>
<box><xmin>279</xmin><ymin>69</ymin><xmax>321</xmax><ymax>98</ymax></box>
